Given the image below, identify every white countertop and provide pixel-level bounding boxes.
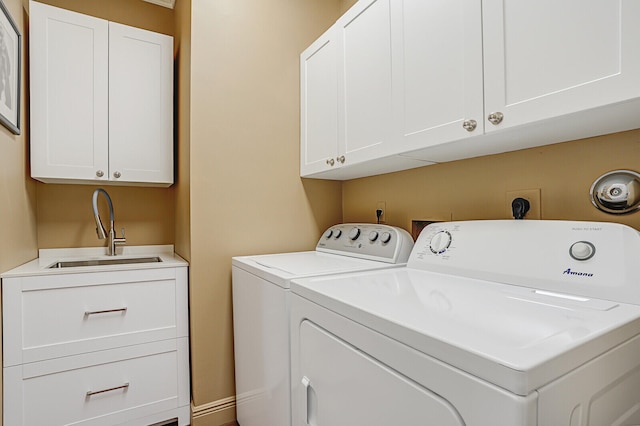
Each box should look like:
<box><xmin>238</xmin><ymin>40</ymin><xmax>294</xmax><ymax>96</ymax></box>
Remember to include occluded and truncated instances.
<box><xmin>1</xmin><ymin>245</ymin><xmax>188</xmax><ymax>278</ymax></box>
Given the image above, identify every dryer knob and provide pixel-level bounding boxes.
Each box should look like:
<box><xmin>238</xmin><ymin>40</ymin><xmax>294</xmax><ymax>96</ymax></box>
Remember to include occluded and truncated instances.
<box><xmin>334</xmin><ymin>229</ymin><xmax>342</xmax><ymax>238</ymax></box>
<box><xmin>348</xmin><ymin>227</ymin><xmax>361</xmax><ymax>240</ymax></box>
<box><xmin>380</xmin><ymin>232</ymin><xmax>392</xmax><ymax>244</ymax></box>
<box><xmin>324</xmin><ymin>229</ymin><xmax>333</xmax><ymax>239</ymax></box>
<box><xmin>369</xmin><ymin>231</ymin><xmax>379</xmax><ymax>242</ymax></box>
<box><xmin>429</xmin><ymin>231</ymin><xmax>452</xmax><ymax>254</ymax></box>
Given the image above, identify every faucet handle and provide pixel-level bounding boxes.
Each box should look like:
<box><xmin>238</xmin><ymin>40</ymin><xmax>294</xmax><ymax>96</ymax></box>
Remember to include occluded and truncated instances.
<box><xmin>113</xmin><ymin>227</ymin><xmax>126</xmax><ymax>247</ymax></box>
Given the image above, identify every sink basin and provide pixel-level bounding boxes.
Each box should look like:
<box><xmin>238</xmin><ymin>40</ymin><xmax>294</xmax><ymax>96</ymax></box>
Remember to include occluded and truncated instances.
<box><xmin>48</xmin><ymin>256</ymin><xmax>162</xmax><ymax>268</ymax></box>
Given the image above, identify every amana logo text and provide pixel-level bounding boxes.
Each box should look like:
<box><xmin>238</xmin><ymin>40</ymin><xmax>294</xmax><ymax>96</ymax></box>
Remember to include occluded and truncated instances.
<box><xmin>563</xmin><ymin>268</ymin><xmax>594</xmax><ymax>277</ymax></box>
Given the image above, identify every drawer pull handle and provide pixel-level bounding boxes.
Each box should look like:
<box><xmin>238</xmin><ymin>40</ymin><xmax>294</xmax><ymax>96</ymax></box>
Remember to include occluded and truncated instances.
<box><xmin>86</xmin><ymin>382</ymin><xmax>130</xmax><ymax>397</ymax></box>
<box><xmin>84</xmin><ymin>307</ymin><xmax>128</xmax><ymax>317</ymax></box>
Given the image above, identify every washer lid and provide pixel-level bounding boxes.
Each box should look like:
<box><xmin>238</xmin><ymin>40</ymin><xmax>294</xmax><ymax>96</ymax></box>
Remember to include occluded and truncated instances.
<box><xmin>232</xmin><ymin>251</ymin><xmax>403</xmax><ymax>288</ymax></box>
<box><xmin>291</xmin><ymin>267</ymin><xmax>640</xmax><ymax>396</ymax></box>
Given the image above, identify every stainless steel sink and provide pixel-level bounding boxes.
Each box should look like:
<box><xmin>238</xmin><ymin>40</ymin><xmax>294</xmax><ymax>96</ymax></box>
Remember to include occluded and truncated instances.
<box><xmin>48</xmin><ymin>256</ymin><xmax>162</xmax><ymax>268</ymax></box>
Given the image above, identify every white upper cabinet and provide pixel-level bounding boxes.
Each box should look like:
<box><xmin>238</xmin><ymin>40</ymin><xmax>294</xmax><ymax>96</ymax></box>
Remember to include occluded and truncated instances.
<box><xmin>109</xmin><ymin>22</ymin><xmax>173</xmax><ymax>185</ymax></box>
<box><xmin>300</xmin><ymin>27</ymin><xmax>339</xmax><ymax>176</ymax></box>
<box><xmin>300</xmin><ymin>0</ymin><xmax>431</xmax><ymax>179</ymax></box>
<box><xmin>301</xmin><ymin>0</ymin><xmax>640</xmax><ymax>180</ymax></box>
<box><xmin>29</xmin><ymin>2</ymin><xmax>109</xmax><ymax>182</ymax></box>
<box><xmin>391</xmin><ymin>0</ymin><xmax>484</xmax><ymax>152</ymax></box>
<box><xmin>339</xmin><ymin>0</ymin><xmax>393</xmax><ymax>163</ymax></box>
<box><xmin>29</xmin><ymin>1</ymin><xmax>174</xmax><ymax>187</ymax></box>
<box><xmin>482</xmin><ymin>0</ymin><xmax>640</xmax><ymax>132</ymax></box>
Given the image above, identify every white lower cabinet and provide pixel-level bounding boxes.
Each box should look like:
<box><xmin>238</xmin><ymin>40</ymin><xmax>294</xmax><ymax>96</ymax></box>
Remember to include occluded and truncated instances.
<box><xmin>2</xmin><ymin>264</ymin><xmax>190</xmax><ymax>426</ymax></box>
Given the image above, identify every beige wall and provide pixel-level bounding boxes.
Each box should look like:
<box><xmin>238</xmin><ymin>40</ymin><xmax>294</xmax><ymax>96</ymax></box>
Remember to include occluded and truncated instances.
<box><xmin>341</xmin><ymin>0</ymin><xmax>357</xmax><ymax>13</ymax></box>
<box><xmin>0</xmin><ymin>0</ymin><xmax>36</xmax><ymax>274</ymax></box>
<box><xmin>343</xmin><ymin>130</ymin><xmax>640</xmax><ymax>231</ymax></box>
<box><xmin>173</xmin><ymin>0</ymin><xmax>191</xmax><ymax>263</ymax></box>
<box><xmin>0</xmin><ymin>2</ymin><xmax>36</xmax><ymax>424</ymax></box>
<box><xmin>188</xmin><ymin>0</ymin><xmax>343</xmax><ymax>423</ymax></box>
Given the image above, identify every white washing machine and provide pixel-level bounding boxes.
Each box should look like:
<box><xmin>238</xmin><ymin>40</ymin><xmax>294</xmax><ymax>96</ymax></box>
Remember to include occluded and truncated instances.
<box><xmin>290</xmin><ymin>220</ymin><xmax>640</xmax><ymax>425</ymax></box>
<box><xmin>232</xmin><ymin>223</ymin><xmax>414</xmax><ymax>426</ymax></box>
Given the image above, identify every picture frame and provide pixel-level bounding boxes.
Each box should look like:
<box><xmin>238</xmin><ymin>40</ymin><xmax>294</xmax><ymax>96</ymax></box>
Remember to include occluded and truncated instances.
<box><xmin>0</xmin><ymin>0</ymin><xmax>20</xmax><ymax>135</ymax></box>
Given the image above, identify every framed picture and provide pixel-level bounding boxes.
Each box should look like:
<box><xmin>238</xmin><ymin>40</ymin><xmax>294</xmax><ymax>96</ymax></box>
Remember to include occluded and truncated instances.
<box><xmin>0</xmin><ymin>0</ymin><xmax>20</xmax><ymax>135</ymax></box>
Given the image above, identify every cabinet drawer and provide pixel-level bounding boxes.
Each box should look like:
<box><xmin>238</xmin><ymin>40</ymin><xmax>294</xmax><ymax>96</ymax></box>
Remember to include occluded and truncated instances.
<box><xmin>3</xmin><ymin>268</ymin><xmax>189</xmax><ymax>366</ymax></box>
<box><xmin>4</xmin><ymin>339</ymin><xmax>190</xmax><ymax>426</ymax></box>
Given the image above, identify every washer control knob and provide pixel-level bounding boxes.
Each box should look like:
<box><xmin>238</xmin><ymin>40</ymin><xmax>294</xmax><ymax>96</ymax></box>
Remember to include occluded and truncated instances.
<box><xmin>324</xmin><ymin>229</ymin><xmax>333</xmax><ymax>239</ymax></box>
<box><xmin>570</xmin><ymin>241</ymin><xmax>595</xmax><ymax>261</ymax></box>
<box><xmin>348</xmin><ymin>227</ymin><xmax>361</xmax><ymax>240</ymax></box>
<box><xmin>368</xmin><ymin>231</ymin><xmax>379</xmax><ymax>242</ymax></box>
<box><xmin>334</xmin><ymin>229</ymin><xmax>342</xmax><ymax>239</ymax></box>
<box><xmin>380</xmin><ymin>232</ymin><xmax>392</xmax><ymax>244</ymax></box>
<box><xmin>429</xmin><ymin>231</ymin><xmax>452</xmax><ymax>254</ymax></box>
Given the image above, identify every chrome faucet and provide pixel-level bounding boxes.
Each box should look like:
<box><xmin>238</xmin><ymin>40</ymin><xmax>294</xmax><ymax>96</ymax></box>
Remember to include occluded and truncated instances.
<box><xmin>92</xmin><ymin>188</ymin><xmax>126</xmax><ymax>256</ymax></box>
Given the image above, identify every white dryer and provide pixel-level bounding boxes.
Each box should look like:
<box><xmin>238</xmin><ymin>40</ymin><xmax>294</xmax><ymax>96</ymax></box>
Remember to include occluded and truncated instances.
<box><xmin>232</xmin><ymin>223</ymin><xmax>414</xmax><ymax>426</ymax></box>
<box><xmin>290</xmin><ymin>220</ymin><xmax>640</xmax><ymax>425</ymax></box>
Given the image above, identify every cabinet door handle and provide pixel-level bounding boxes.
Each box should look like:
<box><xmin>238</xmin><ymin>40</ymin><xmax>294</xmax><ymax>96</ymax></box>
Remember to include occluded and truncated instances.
<box><xmin>462</xmin><ymin>119</ymin><xmax>477</xmax><ymax>132</ymax></box>
<box><xmin>95</xmin><ymin>170</ymin><xmax>104</xmax><ymax>178</ymax></box>
<box><xmin>326</xmin><ymin>158</ymin><xmax>335</xmax><ymax>166</ymax></box>
<box><xmin>84</xmin><ymin>307</ymin><xmax>128</xmax><ymax>317</ymax></box>
<box><xmin>487</xmin><ymin>112</ymin><xmax>504</xmax><ymax>125</ymax></box>
<box><xmin>86</xmin><ymin>382</ymin><xmax>130</xmax><ymax>397</ymax></box>
<box><xmin>337</xmin><ymin>155</ymin><xmax>345</xmax><ymax>164</ymax></box>
<box><xmin>113</xmin><ymin>171</ymin><xmax>122</xmax><ymax>179</ymax></box>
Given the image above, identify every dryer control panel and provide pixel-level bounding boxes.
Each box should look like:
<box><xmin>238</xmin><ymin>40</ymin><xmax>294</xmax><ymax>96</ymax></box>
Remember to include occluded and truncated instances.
<box><xmin>316</xmin><ymin>224</ymin><xmax>413</xmax><ymax>264</ymax></box>
<box><xmin>409</xmin><ymin>220</ymin><xmax>640</xmax><ymax>305</ymax></box>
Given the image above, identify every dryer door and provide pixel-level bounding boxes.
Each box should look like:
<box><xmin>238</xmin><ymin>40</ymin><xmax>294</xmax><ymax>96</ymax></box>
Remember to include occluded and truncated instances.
<box><xmin>297</xmin><ymin>320</ymin><xmax>465</xmax><ymax>425</ymax></box>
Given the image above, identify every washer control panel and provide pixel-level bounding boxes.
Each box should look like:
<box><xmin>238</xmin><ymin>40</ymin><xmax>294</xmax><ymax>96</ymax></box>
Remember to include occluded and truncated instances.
<box><xmin>316</xmin><ymin>224</ymin><xmax>414</xmax><ymax>264</ymax></box>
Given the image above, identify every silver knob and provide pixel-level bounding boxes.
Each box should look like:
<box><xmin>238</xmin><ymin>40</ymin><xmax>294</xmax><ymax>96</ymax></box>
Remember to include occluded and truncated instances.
<box><xmin>96</xmin><ymin>170</ymin><xmax>104</xmax><ymax>178</ymax></box>
<box><xmin>488</xmin><ymin>112</ymin><xmax>504</xmax><ymax>125</ymax></box>
<box><xmin>113</xmin><ymin>171</ymin><xmax>121</xmax><ymax>178</ymax></box>
<box><xmin>326</xmin><ymin>158</ymin><xmax>335</xmax><ymax>166</ymax></box>
<box><xmin>462</xmin><ymin>119</ymin><xmax>477</xmax><ymax>132</ymax></box>
<box><xmin>348</xmin><ymin>227</ymin><xmax>360</xmax><ymax>240</ymax></box>
<box><xmin>337</xmin><ymin>155</ymin><xmax>346</xmax><ymax>164</ymax></box>
<box><xmin>380</xmin><ymin>232</ymin><xmax>391</xmax><ymax>244</ymax></box>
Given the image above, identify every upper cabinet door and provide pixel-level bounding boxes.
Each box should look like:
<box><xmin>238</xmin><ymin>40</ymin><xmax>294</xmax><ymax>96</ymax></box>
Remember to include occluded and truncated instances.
<box><xmin>30</xmin><ymin>1</ymin><xmax>109</xmax><ymax>182</ymax></box>
<box><xmin>108</xmin><ymin>22</ymin><xmax>174</xmax><ymax>185</ymax></box>
<box><xmin>482</xmin><ymin>0</ymin><xmax>640</xmax><ymax>132</ymax></box>
<box><xmin>338</xmin><ymin>0</ymin><xmax>393</xmax><ymax>164</ymax></box>
<box><xmin>300</xmin><ymin>27</ymin><xmax>340</xmax><ymax>177</ymax></box>
<box><xmin>391</xmin><ymin>0</ymin><xmax>484</xmax><ymax>153</ymax></box>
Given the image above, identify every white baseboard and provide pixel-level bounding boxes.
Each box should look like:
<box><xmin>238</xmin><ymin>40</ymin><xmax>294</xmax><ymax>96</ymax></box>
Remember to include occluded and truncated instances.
<box><xmin>191</xmin><ymin>396</ymin><xmax>237</xmax><ymax>425</ymax></box>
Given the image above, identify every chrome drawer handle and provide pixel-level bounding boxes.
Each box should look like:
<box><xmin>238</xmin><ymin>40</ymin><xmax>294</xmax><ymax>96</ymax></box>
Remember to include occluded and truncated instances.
<box><xmin>84</xmin><ymin>307</ymin><xmax>128</xmax><ymax>317</ymax></box>
<box><xmin>86</xmin><ymin>382</ymin><xmax>130</xmax><ymax>397</ymax></box>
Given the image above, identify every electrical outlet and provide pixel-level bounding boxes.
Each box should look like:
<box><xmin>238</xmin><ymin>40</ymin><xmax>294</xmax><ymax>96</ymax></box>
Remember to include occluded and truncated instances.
<box><xmin>376</xmin><ymin>201</ymin><xmax>386</xmax><ymax>223</ymax></box>
<box><xmin>506</xmin><ymin>189</ymin><xmax>541</xmax><ymax>219</ymax></box>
